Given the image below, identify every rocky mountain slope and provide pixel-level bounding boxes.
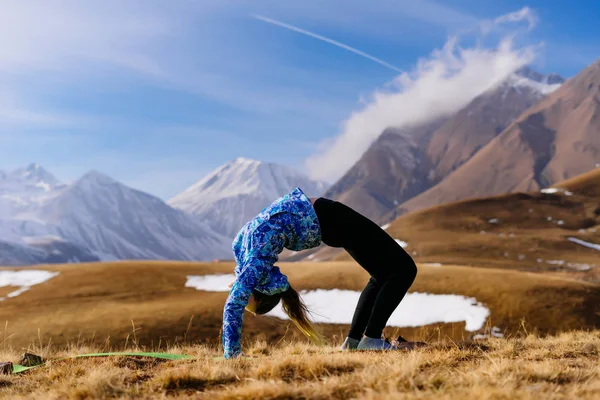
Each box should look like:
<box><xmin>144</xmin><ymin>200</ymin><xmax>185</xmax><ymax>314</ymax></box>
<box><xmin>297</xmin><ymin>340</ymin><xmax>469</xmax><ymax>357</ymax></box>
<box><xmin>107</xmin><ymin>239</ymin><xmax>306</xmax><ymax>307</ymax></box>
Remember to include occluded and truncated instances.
<box><xmin>396</xmin><ymin>60</ymin><xmax>599</xmax><ymax>217</ymax></box>
<box><xmin>325</xmin><ymin>67</ymin><xmax>566</xmax><ymax>222</ymax></box>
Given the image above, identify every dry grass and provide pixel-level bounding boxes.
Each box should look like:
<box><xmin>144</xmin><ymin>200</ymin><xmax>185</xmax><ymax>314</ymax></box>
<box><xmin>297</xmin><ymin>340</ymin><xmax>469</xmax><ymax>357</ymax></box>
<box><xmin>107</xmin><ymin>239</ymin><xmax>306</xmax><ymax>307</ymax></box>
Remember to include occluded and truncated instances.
<box><xmin>0</xmin><ymin>331</ymin><xmax>597</xmax><ymax>399</ymax></box>
<box><xmin>0</xmin><ymin>261</ymin><xmax>597</xmax><ymax>351</ymax></box>
<box><xmin>0</xmin><ymin>261</ymin><xmax>597</xmax><ymax>398</ymax></box>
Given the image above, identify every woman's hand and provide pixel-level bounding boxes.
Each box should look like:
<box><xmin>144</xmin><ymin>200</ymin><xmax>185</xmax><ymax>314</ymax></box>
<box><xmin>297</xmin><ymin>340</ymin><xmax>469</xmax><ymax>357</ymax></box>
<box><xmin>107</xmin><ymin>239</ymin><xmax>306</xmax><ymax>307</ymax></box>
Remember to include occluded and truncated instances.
<box><xmin>228</xmin><ymin>279</ymin><xmax>235</xmax><ymax>289</ymax></box>
<box><xmin>225</xmin><ymin>352</ymin><xmax>257</xmax><ymax>360</ymax></box>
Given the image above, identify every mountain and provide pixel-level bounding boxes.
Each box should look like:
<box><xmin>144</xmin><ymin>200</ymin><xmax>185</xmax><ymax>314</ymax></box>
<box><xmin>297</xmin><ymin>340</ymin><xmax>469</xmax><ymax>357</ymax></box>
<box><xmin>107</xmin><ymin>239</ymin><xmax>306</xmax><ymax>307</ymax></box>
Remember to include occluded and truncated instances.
<box><xmin>0</xmin><ymin>237</ymin><xmax>100</xmax><ymax>266</ymax></box>
<box><xmin>0</xmin><ymin>163</ymin><xmax>64</xmax><ymax>218</ymax></box>
<box><xmin>0</xmin><ymin>166</ymin><xmax>233</xmax><ymax>265</ymax></box>
<box><xmin>396</xmin><ymin>59</ymin><xmax>599</xmax><ymax>216</ymax></box>
<box><xmin>34</xmin><ymin>171</ymin><xmax>232</xmax><ymax>261</ymax></box>
<box><xmin>169</xmin><ymin>158</ymin><xmax>327</xmax><ymax>238</ymax></box>
<box><xmin>324</xmin><ymin>67</ymin><xmax>564</xmax><ymax>222</ymax></box>
<box><xmin>323</xmin><ymin>121</ymin><xmax>445</xmax><ymax>221</ymax></box>
<box><xmin>348</xmin><ymin>168</ymin><xmax>600</xmax><ymax>283</ymax></box>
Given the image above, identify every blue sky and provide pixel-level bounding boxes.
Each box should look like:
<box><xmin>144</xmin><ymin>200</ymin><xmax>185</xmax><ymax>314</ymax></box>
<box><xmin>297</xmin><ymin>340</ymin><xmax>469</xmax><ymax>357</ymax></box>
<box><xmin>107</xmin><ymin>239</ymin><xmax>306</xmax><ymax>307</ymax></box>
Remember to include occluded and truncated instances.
<box><xmin>0</xmin><ymin>0</ymin><xmax>598</xmax><ymax>199</ymax></box>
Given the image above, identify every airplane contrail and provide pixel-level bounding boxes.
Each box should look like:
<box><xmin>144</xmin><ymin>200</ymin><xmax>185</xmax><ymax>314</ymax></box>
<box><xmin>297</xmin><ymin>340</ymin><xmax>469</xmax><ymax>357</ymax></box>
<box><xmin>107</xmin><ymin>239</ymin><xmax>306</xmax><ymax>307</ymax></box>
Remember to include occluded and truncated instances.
<box><xmin>252</xmin><ymin>14</ymin><xmax>403</xmax><ymax>74</ymax></box>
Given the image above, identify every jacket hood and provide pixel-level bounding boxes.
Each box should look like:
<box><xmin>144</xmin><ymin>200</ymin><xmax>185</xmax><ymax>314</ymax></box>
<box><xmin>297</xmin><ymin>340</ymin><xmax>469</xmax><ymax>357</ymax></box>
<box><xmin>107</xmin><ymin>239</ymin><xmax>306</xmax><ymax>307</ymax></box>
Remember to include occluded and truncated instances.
<box><xmin>254</xmin><ymin>266</ymin><xmax>289</xmax><ymax>295</ymax></box>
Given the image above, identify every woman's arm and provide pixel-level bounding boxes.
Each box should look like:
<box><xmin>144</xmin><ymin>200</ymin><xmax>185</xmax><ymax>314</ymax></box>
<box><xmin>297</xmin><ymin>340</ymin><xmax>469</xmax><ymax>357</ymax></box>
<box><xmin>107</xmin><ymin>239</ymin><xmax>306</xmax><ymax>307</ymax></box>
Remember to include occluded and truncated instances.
<box><xmin>222</xmin><ymin>222</ymin><xmax>286</xmax><ymax>358</ymax></box>
<box><xmin>222</xmin><ymin>267</ymin><xmax>258</xmax><ymax>358</ymax></box>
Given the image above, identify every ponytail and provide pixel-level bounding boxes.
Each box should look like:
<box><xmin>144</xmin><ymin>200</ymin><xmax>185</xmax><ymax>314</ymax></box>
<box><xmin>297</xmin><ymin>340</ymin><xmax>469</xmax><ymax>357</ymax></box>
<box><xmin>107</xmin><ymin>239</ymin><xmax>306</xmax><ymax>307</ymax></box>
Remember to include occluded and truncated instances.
<box><xmin>280</xmin><ymin>286</ymin><xmax>323</xmax><ymax>345</ymax></box>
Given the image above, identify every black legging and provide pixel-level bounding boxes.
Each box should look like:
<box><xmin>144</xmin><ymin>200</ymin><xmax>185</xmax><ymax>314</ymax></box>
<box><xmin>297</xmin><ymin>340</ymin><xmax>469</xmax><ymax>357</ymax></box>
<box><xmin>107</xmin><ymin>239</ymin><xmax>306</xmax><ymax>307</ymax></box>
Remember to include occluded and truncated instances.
<box><xmin>313</xmin><ymin>197</ymin><xmax>417</xmax><ymax>340</ymax></box>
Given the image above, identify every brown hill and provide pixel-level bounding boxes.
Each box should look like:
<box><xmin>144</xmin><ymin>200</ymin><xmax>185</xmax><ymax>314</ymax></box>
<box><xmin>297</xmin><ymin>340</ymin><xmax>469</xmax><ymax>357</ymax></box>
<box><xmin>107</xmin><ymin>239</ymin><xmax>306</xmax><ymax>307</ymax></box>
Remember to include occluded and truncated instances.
<box><xmin>397</xmin><ymin>59</ymin><xmax>600</xmax><ymax>216</ymax></box>
<box><xmin>348</xmin><ymin>177</ymin><xmax>600</xmax><ymax>283</ymax></box>
<box><xmin>0</xmin><ymin>261</ymin><xmax>597</xmax><ymax>351</ymax></box>
<box><xmin>555</xmin><ymin>167</ymin><xmax>600</xmax><ymax>198</ymax></box>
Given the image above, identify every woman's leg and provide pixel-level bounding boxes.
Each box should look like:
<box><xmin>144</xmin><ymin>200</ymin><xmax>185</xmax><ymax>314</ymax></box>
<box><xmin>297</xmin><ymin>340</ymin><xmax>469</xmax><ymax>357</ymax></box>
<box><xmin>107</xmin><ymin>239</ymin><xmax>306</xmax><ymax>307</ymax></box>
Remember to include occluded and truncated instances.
<box><xmin>346</xmin><ymin>277</ymin><xmax>381</xmax><ymax>341</ymax></box>
<box><xmin>346</xmin><ymin>238</ymin><xmax>417</xmax><ymax>341</ymax></box>
<box><xmin>364</xmin><ymin>267</ymin><xmax>416</xmax><ymax>339</ymax></box>
<box><xmin>313</xmin><ymin>198</ymin><xmax>418</xmax><ymax>344</ymax></box>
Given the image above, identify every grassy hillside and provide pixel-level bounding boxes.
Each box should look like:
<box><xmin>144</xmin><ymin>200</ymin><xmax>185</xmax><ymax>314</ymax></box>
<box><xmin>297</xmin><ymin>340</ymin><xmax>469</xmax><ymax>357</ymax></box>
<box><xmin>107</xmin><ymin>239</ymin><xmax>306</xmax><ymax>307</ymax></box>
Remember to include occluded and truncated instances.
<box><xmin>0</xmin><ymin>332</ymin><xmax>597</xmax><ymax>399</ymax></box>
<box><xmin>0</xmin><ymin>261</ymin><xmax>597</xmax><ymax>351</ymax></box>
<box><xmin>308</xmin><ymin>168</ymin><xmax>600</xmax><ymax>284</ymax></box>
<box><xmin>555</xmin><ymin>167</ymin><xmax>600</xmax><ymax>198</ymax></box>
<box><xmin>357</xmin><ymin>187</ymin><xmax>600</xmax><ymax>282</ymax></box>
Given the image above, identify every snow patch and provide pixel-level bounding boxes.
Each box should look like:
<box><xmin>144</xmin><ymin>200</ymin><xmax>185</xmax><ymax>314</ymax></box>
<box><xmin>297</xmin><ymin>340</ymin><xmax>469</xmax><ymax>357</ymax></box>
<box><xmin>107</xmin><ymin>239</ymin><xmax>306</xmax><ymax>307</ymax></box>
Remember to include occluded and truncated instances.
<box><xmin>380</xmin><ymin>223</ymin><xmax>391</xmax><ymax>230</ymax></box>
<box><xmin>488</xmin><ymin>218</ymin><xmax>499</xmax><ymax>224</ymax></box>
<box><xmin>566</xmin><ymin>263</ymin><xmax>594</xmax><ymax>271</ymax></box>
<box><xmin>542</xmin><ymin>257</ymin><xmax>595</xmax><ymax>271</ymax></box>
<box><xmin>568</xmin><ymin>237</ymin><xmax>600</xmax><ymax>251</ymax></box>
<box><xmin>473</xmin><ymin>326</ymin><xmax>504</xmax><ymax>340</ymax></box>
<box><xmin>395</xmin><ymin>239</ymin><xmax>408</xmax><ymax>248</ymax></box>
<box><xmin>270</xmin><ymin>289</ymin><xmax>490</xmax><ymax>331</ymax></box>
<box><xmin>185</xmin><ymin>274</ymin><xmax>491</xmax><ymax>331</ymax></box>
<box><xmin>0</xmin><ymin>270</ymin><xmax>59</xmax><ymax>301</ymax></box>
<box><xmin>423</xmin><ymin>263</ymin><xmax>442</xmax><ymax>267</ymax></box>
<box><xmin>185</xmin><ymin>274</ymin><xmax>233</xmax><ymax>292</ymax></box>
<box><xmin>541</xmin><ymin>188</ymin><xmax>573</xmax><ymax>196</ymax></box>
<box><xmin>541</xmin><ymin>188</ymin><xmax>559</xmax><ymax>194</ymax></box>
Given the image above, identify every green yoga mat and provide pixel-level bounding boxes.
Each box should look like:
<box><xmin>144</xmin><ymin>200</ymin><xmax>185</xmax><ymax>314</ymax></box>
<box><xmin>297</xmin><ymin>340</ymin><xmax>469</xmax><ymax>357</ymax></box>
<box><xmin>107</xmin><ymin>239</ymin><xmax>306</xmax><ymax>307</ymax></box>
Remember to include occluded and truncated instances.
<box><xmin>11</xmin><ymin>352</ymin><xmax>193</xmax><ymax>374</ymax></box>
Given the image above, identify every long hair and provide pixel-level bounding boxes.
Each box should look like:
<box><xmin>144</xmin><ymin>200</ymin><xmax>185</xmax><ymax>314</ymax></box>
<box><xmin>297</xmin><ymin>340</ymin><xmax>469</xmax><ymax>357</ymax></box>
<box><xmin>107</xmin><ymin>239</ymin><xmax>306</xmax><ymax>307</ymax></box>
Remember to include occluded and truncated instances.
<box><xmin>252</xmin><ymin>286</ymin><xmax>323</xmax><ymax>345</ymax></box>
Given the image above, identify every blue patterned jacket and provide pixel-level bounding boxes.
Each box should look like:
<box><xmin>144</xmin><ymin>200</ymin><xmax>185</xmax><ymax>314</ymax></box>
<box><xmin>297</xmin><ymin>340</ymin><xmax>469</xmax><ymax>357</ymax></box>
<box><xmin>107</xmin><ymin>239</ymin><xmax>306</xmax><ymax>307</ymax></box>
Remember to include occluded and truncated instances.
<box><xmin>222</xmin><ymin>187</ymin><xmax>322</xmax><ymax>358</ymax></box>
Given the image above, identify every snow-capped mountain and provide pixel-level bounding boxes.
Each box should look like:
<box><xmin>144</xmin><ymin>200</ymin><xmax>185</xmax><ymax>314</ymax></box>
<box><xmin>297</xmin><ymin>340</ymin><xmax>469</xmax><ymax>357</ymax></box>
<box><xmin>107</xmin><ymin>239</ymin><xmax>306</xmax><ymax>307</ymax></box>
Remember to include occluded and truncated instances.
<box><xmin>0</xmin><ymin>163</ymin><xmax>64</xmax><ymax>218</ymax></box>
<box><xmin>514</xmin><ymin>66</ymin><xmax>565</xmax><ymax>86</ymax></box>
<box><xmin>0</xmin><ymin>166</ymin><xmax>233</xmax><ymax>265</ymax></box>
<box><xmin>35</xmin><ymin>171</ymin><xmax>231</xmax><ymax>261</ymax></box>
<box><xmin>169</xmin><ymin>158</ymin><xmax>328</xmax><ymax>238</ymax></box>
<box><xmin>503</xmin><ymin>67</ymin><xmax>565</xmax><ymax>97</ymax></box>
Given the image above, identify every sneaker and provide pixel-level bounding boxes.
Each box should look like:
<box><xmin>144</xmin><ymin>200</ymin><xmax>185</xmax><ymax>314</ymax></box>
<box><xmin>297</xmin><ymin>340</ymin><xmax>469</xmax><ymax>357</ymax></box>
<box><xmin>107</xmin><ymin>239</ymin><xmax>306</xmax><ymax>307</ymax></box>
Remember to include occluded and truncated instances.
<box><xmin>340</xmin><ymin>337</ymin><xmax>360</xmax><ymax>350</ymax></box>
<box><xmin>357</xmin><ymin>336</ymin><xmax>396</xmax><ymax>351</ymax></box>
<box><xmin>395</xmin><ymin>335</ymin><xmax>408</xmax><ymax>343</ymax></box>
<box><xmin>394</xmin><ymin>341</ymin><xmax>428</xmax><ymax>351</ymax></box>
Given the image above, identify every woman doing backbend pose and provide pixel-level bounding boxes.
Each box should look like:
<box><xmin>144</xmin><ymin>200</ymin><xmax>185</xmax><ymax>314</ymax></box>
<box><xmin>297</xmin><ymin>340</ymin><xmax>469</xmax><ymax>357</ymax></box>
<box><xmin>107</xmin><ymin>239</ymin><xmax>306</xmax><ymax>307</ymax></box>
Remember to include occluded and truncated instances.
<box><xmin>222</xmin><ymin>187</ymin><xmax>418</xmax><ymax>358</ymax></box>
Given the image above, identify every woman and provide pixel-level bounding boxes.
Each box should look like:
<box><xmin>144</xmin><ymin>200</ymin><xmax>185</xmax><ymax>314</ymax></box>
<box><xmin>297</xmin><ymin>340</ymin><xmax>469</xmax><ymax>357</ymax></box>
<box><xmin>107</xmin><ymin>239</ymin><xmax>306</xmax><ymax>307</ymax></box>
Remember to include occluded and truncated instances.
<box><xmin>222</xmin><ymin>187</ymin><xmax>418</xmax><ymax>358</ymax></box>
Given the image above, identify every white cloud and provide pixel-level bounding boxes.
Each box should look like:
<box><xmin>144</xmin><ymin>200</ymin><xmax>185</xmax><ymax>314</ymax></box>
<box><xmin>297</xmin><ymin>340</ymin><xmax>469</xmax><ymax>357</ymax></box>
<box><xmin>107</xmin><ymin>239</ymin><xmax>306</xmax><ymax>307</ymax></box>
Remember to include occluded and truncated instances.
<box><xmin>306</xmin><ymin>10</ymin><xmax>539</xmax><ymax>182</ymax></box>
<box><xmin>0</xmin><ymin>1</ymin><xmax>173</xmax><ymax>74</ymax></box>
<box><xmin>494</xmin><ymin>7</ymin><xmax>538</xmax><ymax>30</ymax></box>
